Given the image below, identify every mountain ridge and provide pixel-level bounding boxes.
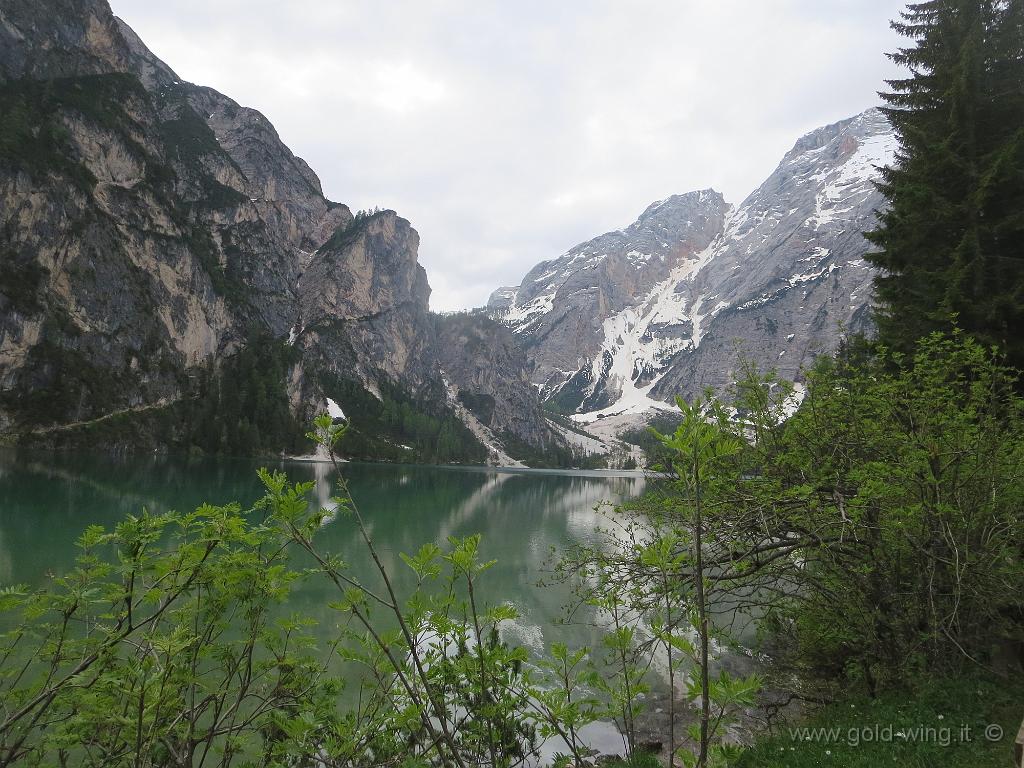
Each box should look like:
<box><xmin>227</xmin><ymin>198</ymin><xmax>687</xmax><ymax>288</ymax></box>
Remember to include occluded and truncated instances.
<box><xmin>0</xmin><ymin>0</ymin><xmax>563</xmax><ymax>464</ymax></box>
<box><xmin>0</xmin><ymin>0</ymin><xmax>898</xmax><ymax>464</ymax></box>
<box><xmin>489</xmin><ymin>107</ymin><xmax>895</xmax><ymax>426</ymax></box>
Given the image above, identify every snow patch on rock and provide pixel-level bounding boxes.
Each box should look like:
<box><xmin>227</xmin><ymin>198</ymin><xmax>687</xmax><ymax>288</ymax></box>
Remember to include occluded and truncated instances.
<box><xmin>326</xmin><ymin>397</ymin><xmax>346</xmax><ymax>421</ymax></box>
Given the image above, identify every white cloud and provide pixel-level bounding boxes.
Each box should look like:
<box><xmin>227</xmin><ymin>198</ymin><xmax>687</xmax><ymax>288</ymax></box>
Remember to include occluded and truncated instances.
<box><xmin>109</xmin><ymin>0</ymin><xmax>906</xmax><ymax>311</ymax></box>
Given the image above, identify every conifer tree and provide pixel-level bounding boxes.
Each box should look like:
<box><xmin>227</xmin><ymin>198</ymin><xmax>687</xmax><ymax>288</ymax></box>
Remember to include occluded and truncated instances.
<box><xmin>867</xmin><ymin>0</ymin><xmax>1024</xmax><ymax>366</ymax></box>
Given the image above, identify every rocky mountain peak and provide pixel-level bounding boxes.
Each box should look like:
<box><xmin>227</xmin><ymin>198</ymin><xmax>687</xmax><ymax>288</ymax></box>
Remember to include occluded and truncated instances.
<box><xmin>486</xmin><ymin>285</ymin><xmax>518</xmax><ymax>312</ymax></box>
<box><xmin>299</xmin><ymin>211</ymin><xmax>429</xmax><ymax>328</ymax></box>
<box><xmin>489</xmin><ymin>185</ymin><xmax>730</xmax><ymax>401</ymax></box>
<box><xmin>492</xmin><ymin>108</ymin><xmax>896</xmax><ymax>425</ymax></box>
<box><xmin>0</xmin><ymin>0</ymin><xmax>175</xmax><ymax>86</ymax></box>
<box><xmin>0</xmin><ymin>0</ymin><xmax>561</xmax><ymax>465</ymax></box>
<box><xmin>633</xmin><ymin>189</ymin><xmax>726</xmax><ymax>231</ymax></box>
<box><xmin>786</xmin><ymin>107</ymin><xmax>889</xmax><ymax>159</ymax></box>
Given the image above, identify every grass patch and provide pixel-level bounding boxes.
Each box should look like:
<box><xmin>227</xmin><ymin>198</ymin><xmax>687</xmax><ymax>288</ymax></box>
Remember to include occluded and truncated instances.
<box><xmin>737</xmin><ymin>675</ymin><xmax>1024</xmax><ymax>768</ymax></box>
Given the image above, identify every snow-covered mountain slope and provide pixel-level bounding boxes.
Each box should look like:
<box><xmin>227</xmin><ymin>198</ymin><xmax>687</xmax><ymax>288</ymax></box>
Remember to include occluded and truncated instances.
<box><xmin>490</xmin><ymin>108</ymin><xmax>896</xmax><ymax>421</ymax></box>
<box><xmin>488</xmin><ymin>189</ymin><xmax>729</xmax><ymax>401</ymax></box>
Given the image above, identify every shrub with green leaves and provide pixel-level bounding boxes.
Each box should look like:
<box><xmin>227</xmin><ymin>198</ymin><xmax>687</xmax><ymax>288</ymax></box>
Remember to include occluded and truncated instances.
<box><xmin>752</xmin><ymin>332</ymin><xmax>1024</xmax><ymax>692</ymax></box>
<box><xmin>0</xmin><ymin>501</ymin><xmax>339</xmax><ymax>767</ymax></box>
<box><xmin>0</xmin><ymin>417</ymin><xmax>559</xmax><ymax>766</ymax></box>
<box><xmin>555</xmin><ymin>331</ymin><xmax>1024</xmax><ymax>767</ymax></box>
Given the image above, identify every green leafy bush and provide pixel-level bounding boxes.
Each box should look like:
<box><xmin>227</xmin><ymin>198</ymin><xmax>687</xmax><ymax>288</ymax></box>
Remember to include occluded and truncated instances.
<box><xmin>753</xmin><ymin>333</ymin><xmax>1024</xmax><ymax>691</ymax></box>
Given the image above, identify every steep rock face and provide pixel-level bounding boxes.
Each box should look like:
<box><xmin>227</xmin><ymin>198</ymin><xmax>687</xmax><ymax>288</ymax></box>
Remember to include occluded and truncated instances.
<box><xmin>485</xmin><ymin>286</ymin><xmax>517</xmax><ymax>312</ymax></box>
<box><xmin>0</xmin><ymin>72</ymin><xmax>251</xmax><ymax>430</ymax></box>
<box><xmin>0</xmin><ymin>0</ymin><xmax>336</xmax><ymax>424</ymax></box>
<box><xmin>291</xmin><ymin>213</ymin><xmax>556</xmax><ymax>452</ymax></box>
<box><xmin>296</xmin><ymin>212</ymin><xmax>437</xmax><ymax>394</ymax></box>
<box><xmin>433</xmin><ymin>312</ymin><xmax>555</xmax><ymax>450</ymax></box>
<box><xmin>184</xmin><ymin>84</ymin><xmax>351</xmax><ymax>256</ymax></box>
<box><xmin>0</xmin><ymin>0</ymin><xmax>174</xmax><ymax>85</ymax></box>
<box><xmin>0</xmin><ymin>0</ymin><xmax>557</xmax><ymax>461</ymax></box>
<box><xmin>492</xmin><ymin>110</ymin><xmax>895</xmax><ymax>419</ymax></box>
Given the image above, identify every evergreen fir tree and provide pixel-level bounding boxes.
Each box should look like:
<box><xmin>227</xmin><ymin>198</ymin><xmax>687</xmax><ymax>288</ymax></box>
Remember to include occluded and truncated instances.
<box><xmin>867</xmin><ymin>0</ymin><xmax>1024</xmax><ymax>366</ymax></box>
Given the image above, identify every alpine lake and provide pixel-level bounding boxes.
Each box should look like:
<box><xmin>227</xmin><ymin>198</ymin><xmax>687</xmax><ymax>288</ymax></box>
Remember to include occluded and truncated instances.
<box><xmin>0</xmin><ymin>450</ymin><xmax>656</xmax><ymax>758</ymax></box>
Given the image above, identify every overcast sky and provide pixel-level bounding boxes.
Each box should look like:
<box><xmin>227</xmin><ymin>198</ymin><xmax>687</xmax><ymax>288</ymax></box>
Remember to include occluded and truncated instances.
<box><xmin>109</xmin><ymin>0</ymin><xmax>907</xmax><ymax>311</ymax></box>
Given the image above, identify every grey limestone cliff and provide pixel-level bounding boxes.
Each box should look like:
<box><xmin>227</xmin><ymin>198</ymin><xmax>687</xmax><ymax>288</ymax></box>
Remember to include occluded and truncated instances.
<box><xmin>433</xmin><ymin>311</ymin><xmax>555</xmax><ymax>451</ymax></box>
<box><xmin>0</xmin><ymin>0</ymin><xmax>557</xmax><ymax>461</ymax></box>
